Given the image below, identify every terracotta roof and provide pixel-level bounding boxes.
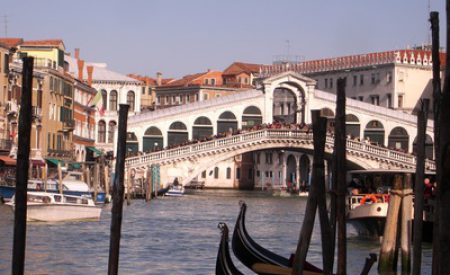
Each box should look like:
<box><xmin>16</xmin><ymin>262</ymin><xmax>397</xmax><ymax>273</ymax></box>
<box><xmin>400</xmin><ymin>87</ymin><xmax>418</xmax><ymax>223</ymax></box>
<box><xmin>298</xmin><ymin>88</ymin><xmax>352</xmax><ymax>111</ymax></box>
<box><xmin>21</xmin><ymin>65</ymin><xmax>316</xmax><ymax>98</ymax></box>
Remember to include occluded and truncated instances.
<box><xmin>260</xmin><ymin>48</ymin><xmax>446</xmax><ymax>75</ymax></box>
<box><xmin>223</xmin><ymin>62</ymin><xmax>262</xmax><ymax>76</ymax></box>
<box><xmin>0</xmin><ymin>38</ymin><xmax>23</xmax><ymax>48</ymax></box>
<box><xmin>21</xmin><ymin>39</ymin><xmax>65</xmax><ymax>49</ymax></box>
<box><xmin>162</xmin><ymin>72</ymin><xmax>206</xmax><ymax>87</ymax></box>
<box><xmin>127</xmin><ymin>74</ymin><xmax>174</xmax><ymax>86</ymax></box>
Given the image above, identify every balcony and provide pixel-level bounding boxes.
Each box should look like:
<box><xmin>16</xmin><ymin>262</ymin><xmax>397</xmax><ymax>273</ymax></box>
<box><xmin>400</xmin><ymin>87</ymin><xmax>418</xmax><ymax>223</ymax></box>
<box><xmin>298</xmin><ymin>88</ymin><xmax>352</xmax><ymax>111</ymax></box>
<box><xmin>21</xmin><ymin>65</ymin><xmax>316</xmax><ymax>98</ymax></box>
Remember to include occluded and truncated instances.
<box><xmin>61</xmin><ymin>120</ymin><xmax>75</xmax><ymax>132</ymax></box>
<box><xmin>0</xmin><ymin>139</ymin><xmax>13</xmax><ymax>151</ymax></box>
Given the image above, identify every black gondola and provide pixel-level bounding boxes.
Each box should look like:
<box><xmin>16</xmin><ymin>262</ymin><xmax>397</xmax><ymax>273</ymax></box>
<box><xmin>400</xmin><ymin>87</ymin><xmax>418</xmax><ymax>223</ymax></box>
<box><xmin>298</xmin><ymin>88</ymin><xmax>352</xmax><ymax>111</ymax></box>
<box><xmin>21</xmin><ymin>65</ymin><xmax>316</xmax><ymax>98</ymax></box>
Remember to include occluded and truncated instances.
<box><xmin>216</xmin><ymin>222</ymin><xmax>244</xmax><ymax>275</ymax></box>
<box><xmin>232</xmin><ymin>201</ymin><xmax>323</xmax><ymax>274</ymax></box>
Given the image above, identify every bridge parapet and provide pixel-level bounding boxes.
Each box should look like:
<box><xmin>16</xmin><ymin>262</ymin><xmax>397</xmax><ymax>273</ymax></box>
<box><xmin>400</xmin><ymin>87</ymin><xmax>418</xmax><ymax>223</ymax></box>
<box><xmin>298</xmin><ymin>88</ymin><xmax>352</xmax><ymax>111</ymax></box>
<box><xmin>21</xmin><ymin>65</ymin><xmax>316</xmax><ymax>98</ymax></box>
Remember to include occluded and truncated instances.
<box><xmin>125</xmin><ymin>129</ymin><xmax>436</xmax><ymax>172</ymax></box>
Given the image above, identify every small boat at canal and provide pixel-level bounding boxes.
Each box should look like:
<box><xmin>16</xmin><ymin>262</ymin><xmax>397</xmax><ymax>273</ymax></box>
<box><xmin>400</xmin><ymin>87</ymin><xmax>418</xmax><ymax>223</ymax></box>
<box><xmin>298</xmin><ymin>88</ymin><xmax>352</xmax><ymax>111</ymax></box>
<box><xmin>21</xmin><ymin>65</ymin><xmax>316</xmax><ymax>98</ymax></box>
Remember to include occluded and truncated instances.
<box><xmin>165</xmin><ymin>185</ymin><xmax>185</xmax><ymax>197</ymax></box>
<box><xmin>346</xmin><ymin>169</ymin><xmax>435</xmax><ymax>241</ymax></box>
<box><xmin>216</xmin><ymin>222</ymin><xmax>244</xmax><ymax>275</ymax></box>
<box><xmin>232</xmin><ymin>201</ymin><xmax>323</xmax><ymax>274</ymax></box>
<box><xmin>0</xmin><ymin>171</ymin><xmax>106</xmax><ymax>204</ymax></box>
<box><xmin>7</xmin><ymin>191</ymin><xmax>102</xmax><ymax>222</ymax></box>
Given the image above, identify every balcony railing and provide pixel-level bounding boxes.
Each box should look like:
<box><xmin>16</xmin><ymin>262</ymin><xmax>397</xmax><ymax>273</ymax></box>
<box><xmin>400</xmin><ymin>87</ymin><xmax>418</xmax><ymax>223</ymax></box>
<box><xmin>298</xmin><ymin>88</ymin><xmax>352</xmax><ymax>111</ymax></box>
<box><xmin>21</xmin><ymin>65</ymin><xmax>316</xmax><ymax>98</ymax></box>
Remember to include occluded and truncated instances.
<box><xmin>0</xmin><ymin>139</ymin><xmax>13</xmax><ymax>151</ymax></box>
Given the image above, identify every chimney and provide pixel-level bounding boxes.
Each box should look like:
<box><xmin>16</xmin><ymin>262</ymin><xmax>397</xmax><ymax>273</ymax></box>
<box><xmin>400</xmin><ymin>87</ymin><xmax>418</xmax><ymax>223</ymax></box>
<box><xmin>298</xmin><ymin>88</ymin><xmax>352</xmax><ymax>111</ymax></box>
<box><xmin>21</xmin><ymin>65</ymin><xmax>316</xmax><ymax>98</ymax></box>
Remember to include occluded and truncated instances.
<box><xmin>87</xmin><ymin>65</ymin><xmax>94</xmax><ymax>86</ymax></box>
<box><xmin>77</xmin><ymin>59</ymin><xmax>85</xmax><ymax>81</ymax></box>
<box><xmin>74</xmin><ymin>48</ymin><xmax>80</xmax><ymax>60</ymax></box>
<box><xmin>156</xmin><ymin>72</ymin><xmax>162</xmax><ymax>86</ymax></box>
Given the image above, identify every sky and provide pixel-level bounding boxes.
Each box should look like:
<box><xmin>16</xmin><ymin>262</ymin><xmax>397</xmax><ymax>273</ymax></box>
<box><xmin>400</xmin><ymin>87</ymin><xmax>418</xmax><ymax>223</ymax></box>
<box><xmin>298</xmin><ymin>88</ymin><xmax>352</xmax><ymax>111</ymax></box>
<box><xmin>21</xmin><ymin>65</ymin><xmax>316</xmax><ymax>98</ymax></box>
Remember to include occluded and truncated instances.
<box><xmin>2</xmin><ymin>0</ymin><xmax>447</xmax><ymax>79</ymax></box>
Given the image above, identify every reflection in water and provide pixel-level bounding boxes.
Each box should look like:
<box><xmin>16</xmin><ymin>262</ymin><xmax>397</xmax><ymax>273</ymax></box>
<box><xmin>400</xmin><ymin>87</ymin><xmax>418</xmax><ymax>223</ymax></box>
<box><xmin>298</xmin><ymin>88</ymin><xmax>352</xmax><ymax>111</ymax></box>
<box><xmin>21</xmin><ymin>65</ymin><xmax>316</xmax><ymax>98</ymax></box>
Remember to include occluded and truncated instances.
<box><xmin>0</xmin><ymin>191</ymin><xmax>431</xmax><ymax>274</ymax></box>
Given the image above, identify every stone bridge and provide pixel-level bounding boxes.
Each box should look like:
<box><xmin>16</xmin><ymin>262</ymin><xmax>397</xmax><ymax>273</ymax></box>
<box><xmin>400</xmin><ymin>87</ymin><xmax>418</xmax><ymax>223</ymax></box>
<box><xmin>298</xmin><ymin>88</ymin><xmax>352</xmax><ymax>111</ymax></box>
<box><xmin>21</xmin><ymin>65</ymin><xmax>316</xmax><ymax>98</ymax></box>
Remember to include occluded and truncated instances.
<box><xmin>125</xmin><ymin>128</ymin><xmax>435</xmax><ymax>186</ymax></box>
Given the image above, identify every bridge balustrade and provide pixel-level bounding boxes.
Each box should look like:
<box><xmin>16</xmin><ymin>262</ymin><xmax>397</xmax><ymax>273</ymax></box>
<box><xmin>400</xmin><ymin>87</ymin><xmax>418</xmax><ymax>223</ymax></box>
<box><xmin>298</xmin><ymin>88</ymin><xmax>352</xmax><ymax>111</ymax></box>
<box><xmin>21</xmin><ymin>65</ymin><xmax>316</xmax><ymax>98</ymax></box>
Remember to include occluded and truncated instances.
<box><xmin>125</xmin><ymin>129</ymin><xmax>435</xmax><ymax>171</ymax></box>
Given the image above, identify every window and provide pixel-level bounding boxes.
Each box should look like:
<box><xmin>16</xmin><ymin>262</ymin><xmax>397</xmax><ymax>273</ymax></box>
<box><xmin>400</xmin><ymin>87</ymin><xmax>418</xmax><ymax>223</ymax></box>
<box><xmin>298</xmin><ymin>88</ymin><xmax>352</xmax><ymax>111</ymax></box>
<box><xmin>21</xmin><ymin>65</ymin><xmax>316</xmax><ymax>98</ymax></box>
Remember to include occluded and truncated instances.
<box><xmin>371</xmin><ymin>95</ymin><xmax>380</xmax><ymax>106</ymax></box>
<box><xmin>256</xmin><ymin>170</ymin><xmax>260</xmax><ymax>177</ymax></box>
<box><xmin>187</xmin><ymin>95</ymin><xmax>190</xmax><ymax>102</ymax></box>
<box><xmin>353</xmin><ymin>75</ymin><xmax>357</xmax><ymax>86</ymax></box>
<box><xmin>358</xmin><ymin>96</ymin><xmax>364</xmax><ymax>101</ymax></box>
<box><xmin>226</xmin><ymin>167</ymin><xmax>231</xmax><ymax>179</ymax></box>
<box><xmin>98</xmin><ymin>121</ymin><xmax>106</xmax><ymax>143</ymax></box>
<box><xmin>110</xmin><ymin>90</ymin><xmax>117</xmax><ymax>111</ymax></box>
<box><xmin>329</xmin><ymin>78</ymin><xmax>333</xmax><ymax>89</ymax></box>
<box><xmin>265</xmin><ymin>152</ymin><xmax>273</xmax><ymax>164</ymax></box>
<box><xmin>157</xmin><ymin>96</ymin><xmax>161</xmax><ymax>104</ymax></box>
<box><xmin>387</xmin><ymin>72</ymin><xmax>392</xmax><ymax>83</ymax></box>
<box><xmin>214</xmin><ymin>167</ymin><xmax>219</xmax><ymax>179</ymax></box>
<box><xmin>256</xmin><ymin>153</ymin><xmax>260</xmax><ymax>164</ymax></box>
<box><xmin>172</xmin><ymin>95</ymin><xmax>176</xmax><ymax>103</ymax></box>
<box><xmin>165</xmin><ymin>96</ymin><xmax>169</xmax><ymax>104</ymax></box>
<box><xmin>248</xmin><ymin>168</ymin><xmax>253</xmax><ymax>180</ymax></box>
<box><xmin>398</xmin><ymin>95</ymin><xmax>404</xmax><ymax>108</ymax></box>
<box><xmin>108</xmin><ymin>121</ymin><xmax>116</xmax><ymax>143</ymax></box>
<box><xmin>202</xmin><ymin>171</ymin><xmax>206</xmax><ymax>178</ymax></box>
<box><xmin>324</xmin><ymin>78</ymin><xmax>328</xmax><ymax>89</ymax></box>
<box><xmin>127</xmin><ymin>91</ymin><xmax>135</xmax><ymax>111</ymax></box>
<box><xmin>195</xmin><ymin>94</ymin><xmax>199</xmax><ymax>101</ymax></box>
<box><xmin>387</xmin><ymin>94</ymin><xmax>392</xmax><ymax>108</ymax></box>
<box><xmin>203</xmin><ymin>94</ymin><xmax>208</xmax><ymax>100</ymax></box>
<box><xmin>360</xmin><ymin>75</ymin><xmax>364</xmax><ymax>85</ymax></box>
<box><xmin>142</xmin><ymin>87</ymin><xmax>145</xmax><ymax>95</ymax></box>
<box><xmin>236</xmin><ymin>168</ymin><xmax>241</xmax><ymax>179</ymax></box>
<box><xmin>211</xmin><ymin>79</ymin><xmax>216</xmax><ymax>85</ymax></box>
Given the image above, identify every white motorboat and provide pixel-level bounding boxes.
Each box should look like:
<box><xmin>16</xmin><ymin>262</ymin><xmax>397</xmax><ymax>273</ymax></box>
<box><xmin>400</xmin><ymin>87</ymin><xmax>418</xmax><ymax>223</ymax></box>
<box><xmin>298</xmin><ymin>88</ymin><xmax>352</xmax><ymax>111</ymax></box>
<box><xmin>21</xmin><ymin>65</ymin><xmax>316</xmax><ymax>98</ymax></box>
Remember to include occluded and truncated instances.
<box><xmin>347</xmin><ymin>193</ymin><xmax>389</xmax><ymax>237</ymax></box>
<box><xmin>165</xmin><ymin>185</ymin><xmax>185</xmax><ymax>197</ymax></box>
<box><xmin>7</xmin><ymin>191</ymin><xmax>102</xmax><ymax>222</ymax></box>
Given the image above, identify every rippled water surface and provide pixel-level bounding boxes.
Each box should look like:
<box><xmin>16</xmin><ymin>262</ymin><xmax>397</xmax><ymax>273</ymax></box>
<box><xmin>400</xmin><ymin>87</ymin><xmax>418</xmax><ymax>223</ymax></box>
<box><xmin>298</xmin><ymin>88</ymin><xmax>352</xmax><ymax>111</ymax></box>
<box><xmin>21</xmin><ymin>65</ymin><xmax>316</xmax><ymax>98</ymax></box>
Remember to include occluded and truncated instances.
<box><xmin>0</xmin><ymin>190</ymin><xmax>432</xmax><ymax>274</ymax></box>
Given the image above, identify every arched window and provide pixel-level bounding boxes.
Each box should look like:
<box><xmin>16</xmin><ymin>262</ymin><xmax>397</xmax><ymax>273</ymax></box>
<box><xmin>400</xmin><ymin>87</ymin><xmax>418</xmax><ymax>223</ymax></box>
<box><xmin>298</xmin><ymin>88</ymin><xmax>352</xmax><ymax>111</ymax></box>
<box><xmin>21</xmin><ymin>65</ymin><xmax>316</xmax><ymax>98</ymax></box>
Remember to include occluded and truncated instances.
<box><xmin>101</xmin><ymin>90</ymin><xmax>107</xmax><ymax>110</ymax></box>
<box><xmin>109</xmin><ymin>90</ymin><xmax>117</xmax><ymax>111</ymax></box>
<box><xmin>226</xmin><ymin>167</ymin><xmax>231</xmax><ymax>179</ymax></box>
<box><xmin>98</xmin><ymin>120</ymin><xmax>106</xmax><ymax>143</ymax></box>
<box><xmin>214</xmin><ymin>167</ymin><xmax>219</xmax><ymax>179</ymax></box>
<box><xmin>127</xmin><ymin>91</ymin><xmax>135</xmax><ymax>112</ymax></box>
<box><xmin>108</xmin><ymin>121</ymin><xmax>116</xmax><ymax>143</ymax></box>
<box><xmin>143</xmin><ymin>126</ymin><xmax>164</xmax><ymax>152</ymax></box>
<box><xmin>217</xmin><ymin>111</ymin><xmax>238</xmax><ymax>134</ymax></box>
<box><xmin>242</xmin><ymin>106</ymin><xmax>262</xmax><ymax>129</ymax></box>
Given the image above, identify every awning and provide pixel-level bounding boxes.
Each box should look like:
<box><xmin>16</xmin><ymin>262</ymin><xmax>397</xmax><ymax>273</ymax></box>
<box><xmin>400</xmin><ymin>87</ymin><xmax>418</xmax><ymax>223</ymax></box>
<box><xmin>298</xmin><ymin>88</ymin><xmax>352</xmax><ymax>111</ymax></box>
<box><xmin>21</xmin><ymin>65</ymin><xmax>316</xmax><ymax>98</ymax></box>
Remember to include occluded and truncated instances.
<box><xmin>46</xmin><ymin>158</ymin><xmax>64</xmax><ymax>167</ymax></box>
<box><xmin>87</xmin><ymin>146</ymin><xmax>103</xmax><ymax>156</ymax></box>
<box><xmin>69</xmin><ymin>162</ymin><xmax>81</xmax><ymax>169</ymax></box>
<box><xmin>0</xmin><ymin>155</ymin><xmax>16</xmax><ymax>166</ymax></box>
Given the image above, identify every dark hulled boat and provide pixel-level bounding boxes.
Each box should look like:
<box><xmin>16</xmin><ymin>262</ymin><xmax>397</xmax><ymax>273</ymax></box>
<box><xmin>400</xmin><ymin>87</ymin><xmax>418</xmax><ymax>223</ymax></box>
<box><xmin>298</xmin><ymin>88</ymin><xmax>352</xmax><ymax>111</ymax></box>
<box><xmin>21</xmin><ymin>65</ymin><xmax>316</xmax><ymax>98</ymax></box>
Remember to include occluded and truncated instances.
<box><xmin>216</xmin><ymin>222</ymin><xmax>244</xmax><ymax>275</ymax></box>
<box><xmin>232</xmin><ymin>201</ymin><xmax>323</xmax><ymax>274</ymax></box>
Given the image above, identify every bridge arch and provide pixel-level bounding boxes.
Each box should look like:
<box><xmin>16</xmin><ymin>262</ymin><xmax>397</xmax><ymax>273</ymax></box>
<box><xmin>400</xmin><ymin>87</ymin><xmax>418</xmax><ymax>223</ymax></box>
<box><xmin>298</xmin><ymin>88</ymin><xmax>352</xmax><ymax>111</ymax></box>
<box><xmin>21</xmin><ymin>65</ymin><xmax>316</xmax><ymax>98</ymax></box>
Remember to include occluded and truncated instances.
<box><xmin>168</xmin><ymin>121</ymin><xmax>188</xmax><ymax>146</ymax></box>
<box><xmin>320</xmin><ymin>107</ymin><xmax>335</xmax><ymax>128</ymax></box>
<box><xmin>286</xmin><ymin>154</ymin><xmax>297</xmax><ymax>187</ymax></box>
<box><xmin>143</xmin><ymin>126</ymin><xmax>163</xmax><ymax>152</ymax></box>
<box><xmin>273</xmin><ymin>88</ymin><xmax>298</xmax><ymax>123</ymax></box>
<box><xmin>126</xmin><ymin>132</ymin><xmax>138</xmax><ymax>154</ymax></box>
<box><xmin>217</xmin><ymin>111</ymin><xmax>238</xmax><ymax>134</ymax></box>
<box><xmin>346</xmin><ymin>114</ymin><xmax>361</xmax><ymax>139</ymax></box>
<box><xmin>299</xmin><ymin>154</ymin><xmax>311</xmax><ymax>187</ymax></box>
<box><xmin>193</xmin><ymin>116</ymin><xmax>213</xmax><ymax>140</ymax></box>
<box><xmin>388</xmin><ymin>126</ymin><xmax>409</xmax><ymax>152</ymax></box>
<box><xmin>364</xmin><ymin>120</ymin><xmax>385</xmax><ymax>146</ymax></box>
<box><xmin>242</xmin><ymin>106</ymin><xmax>262</xmax><ymax>129</ymax></box>
<box><xmin>413</xmin><ymin>134</ymin><xmax>434</xmax><ymax>159</ymax></box>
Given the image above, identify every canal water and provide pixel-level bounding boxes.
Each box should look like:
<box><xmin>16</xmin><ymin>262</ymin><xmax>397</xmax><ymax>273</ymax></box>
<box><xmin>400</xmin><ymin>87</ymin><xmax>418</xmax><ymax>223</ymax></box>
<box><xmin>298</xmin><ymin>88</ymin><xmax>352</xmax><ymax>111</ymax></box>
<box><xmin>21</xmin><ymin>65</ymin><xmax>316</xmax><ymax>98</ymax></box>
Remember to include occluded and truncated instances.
<box><xmin>0</xmin><ymin>190</ymin><xmax>432</xmax><ymax>274</ymax></box>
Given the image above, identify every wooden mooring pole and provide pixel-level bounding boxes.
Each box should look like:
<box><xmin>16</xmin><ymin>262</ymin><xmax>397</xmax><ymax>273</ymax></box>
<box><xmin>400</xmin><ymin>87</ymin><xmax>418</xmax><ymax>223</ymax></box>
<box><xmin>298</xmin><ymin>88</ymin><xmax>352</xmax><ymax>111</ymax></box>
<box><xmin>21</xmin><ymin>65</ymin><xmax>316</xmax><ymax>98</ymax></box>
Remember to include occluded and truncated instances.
<box><xmin>291</xmin><ymin>110</ymin><xmax>328</xmax><ymax>274</ymax></box>
<box><xmin>430</xmin><ymin>11</ymin><xmax>442</xmax><ymax>275</ymax></box>
<box><xmin>12</xmin><ymin>56</ymin><xmax>34</xmax><ymax>275</ymax></box>
<box><xmin>412</xmin><ymin>99</ymin><xmax>429</xmax><ymax>275</ymax></box>
<box><xmin>335</xmin><ymin>78</ymin><xmax>347</xmax><ymax>275</ymax></box>
<box><xmin>107</xmin><ymin>104</ymin><xmax>129</xmax><ymax>275</ymax></box>
<box><xmin>437</xmin><ymin>0</ymin><xmax>450</xmax><ymax>271</ymax></box>
<box><xmin>378</xmin><ymin>174</ymin><xmax>413</xmax><ymax>273</ymax></box>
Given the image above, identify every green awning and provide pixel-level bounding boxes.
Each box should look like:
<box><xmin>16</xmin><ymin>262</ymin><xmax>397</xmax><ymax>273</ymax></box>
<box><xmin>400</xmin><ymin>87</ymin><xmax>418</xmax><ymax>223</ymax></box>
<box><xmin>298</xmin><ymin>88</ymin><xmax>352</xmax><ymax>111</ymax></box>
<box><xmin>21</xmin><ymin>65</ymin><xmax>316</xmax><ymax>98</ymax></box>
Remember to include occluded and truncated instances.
<box><xmin>46</xmin><ymin>158</ymin><xmax>64</xmax><ymax>166</ymax></box>
<box><xmin>69</xmin><ymin>162</ymin><xmax>81</xmax><ymax>169</ymax></box>
<box><xmin>87</xmin><ymin>146</ymin><xmax>103</xmax><ymax>156</ymax></box>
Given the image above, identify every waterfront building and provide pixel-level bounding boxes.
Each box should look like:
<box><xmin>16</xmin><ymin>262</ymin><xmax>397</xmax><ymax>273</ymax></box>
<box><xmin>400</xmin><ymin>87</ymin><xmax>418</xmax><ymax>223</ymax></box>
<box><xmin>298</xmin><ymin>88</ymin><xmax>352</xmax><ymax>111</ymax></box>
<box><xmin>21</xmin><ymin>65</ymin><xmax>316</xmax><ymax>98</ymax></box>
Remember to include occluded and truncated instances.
<box><xmin>127</xmin><ymin>73</ymin><xmax>174</xmax><ymax>111</ymax></box>
<box><xmin>222</xmin><ymin>62</ymin><xmax>261</xmax><ymax>88</ymax></box>
<box><xmin>260</xmin><ymin>46</ymin><xmax>446</xmax><ymax>115</ymax></box>
<box><xmin>4</xmin><ymin>39</ymin><xmax>75</xmax><ymax>172</ymax></box>
<box><xmin>0</xmin><ymin>42</ymin><xmax>12</xmax><ymax>153</ymax></box>
<box><xmin>75</xmin><ymin>60</ymin><xmax>144</xmax><ymax>155</ymax></box>
<box><xmin>65</xmin><ymin>51</ymin><xmax>97</xmax><ymax>162</ymax></box>
<box><xmin>154</xmin><ymin>70</ymin><xmax>241</xmax><ymax>109</ymax></box>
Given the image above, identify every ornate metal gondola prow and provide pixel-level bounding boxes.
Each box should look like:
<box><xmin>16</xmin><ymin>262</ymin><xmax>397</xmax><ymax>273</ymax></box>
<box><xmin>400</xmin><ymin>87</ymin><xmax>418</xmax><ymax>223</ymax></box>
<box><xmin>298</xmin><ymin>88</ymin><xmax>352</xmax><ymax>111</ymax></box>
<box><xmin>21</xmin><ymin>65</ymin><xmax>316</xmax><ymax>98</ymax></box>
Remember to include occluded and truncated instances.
<box><xmin>216</xmin><ymin>222</ymin><xmax>244</xmax><ymax>275</ymax></box>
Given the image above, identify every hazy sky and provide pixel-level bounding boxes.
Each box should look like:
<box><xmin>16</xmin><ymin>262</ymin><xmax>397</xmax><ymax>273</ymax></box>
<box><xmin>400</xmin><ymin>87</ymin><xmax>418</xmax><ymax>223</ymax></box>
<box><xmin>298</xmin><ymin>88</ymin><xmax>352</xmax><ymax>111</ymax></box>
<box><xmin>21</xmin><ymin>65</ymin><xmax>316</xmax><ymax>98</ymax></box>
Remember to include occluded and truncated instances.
<box><xmin>2</xmin><ymin>0</ymin><xmax>446</xmax><ymax>79</ymax></box>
